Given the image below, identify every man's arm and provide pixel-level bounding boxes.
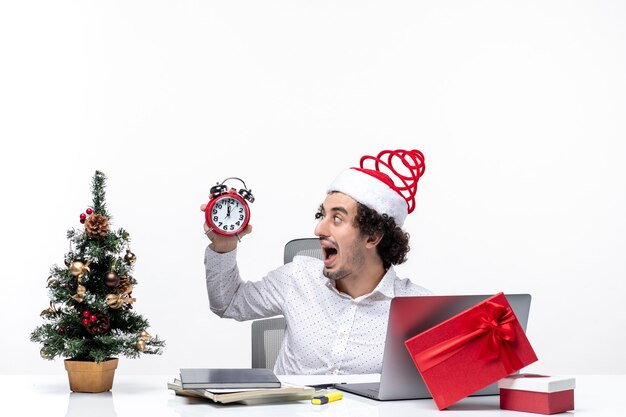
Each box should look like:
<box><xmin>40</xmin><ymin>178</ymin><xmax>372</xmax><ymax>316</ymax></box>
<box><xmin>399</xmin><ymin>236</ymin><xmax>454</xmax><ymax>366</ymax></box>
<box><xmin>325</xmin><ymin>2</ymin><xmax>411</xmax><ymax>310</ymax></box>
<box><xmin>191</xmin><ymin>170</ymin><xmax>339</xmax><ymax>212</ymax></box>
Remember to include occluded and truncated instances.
<box><xmin>204</xmin><ymin>245</ymin><xmax>287</xmax><ymax>321</ymax></box>
<box><xmin>201</xmin><ymin>199</ymin><xmax>287</xmax><ymax>320</ymax></box>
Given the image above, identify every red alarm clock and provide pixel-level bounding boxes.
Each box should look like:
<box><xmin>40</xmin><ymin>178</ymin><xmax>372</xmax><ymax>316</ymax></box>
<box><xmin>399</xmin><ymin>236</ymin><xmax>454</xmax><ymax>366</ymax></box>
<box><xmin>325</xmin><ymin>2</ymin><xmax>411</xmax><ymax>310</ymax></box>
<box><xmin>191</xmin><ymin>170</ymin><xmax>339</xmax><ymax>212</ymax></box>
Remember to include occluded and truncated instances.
<box><xmin>205</xmin><ymin>177</ymin><xmax>255</xmax><ymax>238</ymax></box>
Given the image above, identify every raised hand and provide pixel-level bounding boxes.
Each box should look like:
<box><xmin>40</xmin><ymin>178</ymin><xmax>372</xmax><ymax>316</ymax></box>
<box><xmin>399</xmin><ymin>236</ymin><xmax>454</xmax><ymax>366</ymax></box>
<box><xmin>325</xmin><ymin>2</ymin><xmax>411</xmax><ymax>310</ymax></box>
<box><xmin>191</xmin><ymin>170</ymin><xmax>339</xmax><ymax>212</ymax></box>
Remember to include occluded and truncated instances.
<box><xmin>201</xmin><ymin>202</ymin><xmax>252</xmax><ymax>253</ymax></box>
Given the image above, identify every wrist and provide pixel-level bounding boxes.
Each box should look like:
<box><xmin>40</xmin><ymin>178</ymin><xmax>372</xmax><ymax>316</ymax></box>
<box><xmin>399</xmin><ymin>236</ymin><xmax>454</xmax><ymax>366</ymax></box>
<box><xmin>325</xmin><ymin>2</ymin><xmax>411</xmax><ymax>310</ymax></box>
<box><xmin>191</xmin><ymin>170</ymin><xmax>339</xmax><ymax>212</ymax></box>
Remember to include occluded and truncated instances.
<box><xmin>209</xmin><ymin>241</ymin><xmax>237</xmax><ymax>254</ymax></box>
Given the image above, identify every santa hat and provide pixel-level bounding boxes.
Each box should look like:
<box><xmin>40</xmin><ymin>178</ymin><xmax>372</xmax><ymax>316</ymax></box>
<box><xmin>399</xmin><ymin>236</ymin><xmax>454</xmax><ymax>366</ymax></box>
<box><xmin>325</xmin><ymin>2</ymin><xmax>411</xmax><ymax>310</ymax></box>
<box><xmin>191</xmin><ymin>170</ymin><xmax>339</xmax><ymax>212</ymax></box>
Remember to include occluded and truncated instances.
<box><xmin>327</xmin><ymin>149</ymin><xmax>426</xmax><ymax>226</ymax></box>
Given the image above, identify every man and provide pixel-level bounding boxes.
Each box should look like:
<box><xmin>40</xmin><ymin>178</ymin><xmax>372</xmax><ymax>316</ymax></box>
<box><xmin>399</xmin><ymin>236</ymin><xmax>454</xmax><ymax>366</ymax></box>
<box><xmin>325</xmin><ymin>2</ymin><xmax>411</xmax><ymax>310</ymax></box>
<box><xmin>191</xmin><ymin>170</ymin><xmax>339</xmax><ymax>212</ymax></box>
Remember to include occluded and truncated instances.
<box><xmin>202</xmin><ymin>149</ymin><xmax>432</xmax><ymax>375</ymax></box>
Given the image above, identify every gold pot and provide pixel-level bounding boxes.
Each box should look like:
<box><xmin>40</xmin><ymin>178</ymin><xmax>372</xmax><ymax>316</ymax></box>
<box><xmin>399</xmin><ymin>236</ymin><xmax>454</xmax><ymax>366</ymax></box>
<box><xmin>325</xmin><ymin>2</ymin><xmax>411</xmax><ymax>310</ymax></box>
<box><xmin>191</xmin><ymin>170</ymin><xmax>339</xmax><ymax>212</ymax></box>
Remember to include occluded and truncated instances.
<box><xmin>64</xmin><ymin>358</ymin><xmax>119</xmax><ymax>393</ymax></box>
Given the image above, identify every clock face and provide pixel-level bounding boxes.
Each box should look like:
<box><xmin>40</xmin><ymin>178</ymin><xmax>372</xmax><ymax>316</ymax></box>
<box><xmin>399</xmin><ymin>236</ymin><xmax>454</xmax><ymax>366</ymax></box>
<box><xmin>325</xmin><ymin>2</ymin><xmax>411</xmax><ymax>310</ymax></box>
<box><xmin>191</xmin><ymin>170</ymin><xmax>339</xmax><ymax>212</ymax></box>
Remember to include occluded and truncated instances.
<box><xmin>207</xmin><ymin>194</ymin><xmax>249</xmax><ymax>236</ymax></box>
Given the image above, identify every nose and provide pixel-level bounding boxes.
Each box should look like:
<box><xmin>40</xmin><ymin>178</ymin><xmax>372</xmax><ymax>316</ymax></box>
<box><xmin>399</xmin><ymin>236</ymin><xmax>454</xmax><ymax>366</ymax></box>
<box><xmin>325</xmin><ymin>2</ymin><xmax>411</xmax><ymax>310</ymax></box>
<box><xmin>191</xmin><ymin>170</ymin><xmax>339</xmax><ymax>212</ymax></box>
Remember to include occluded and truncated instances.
<box><xmin>314</xmin><ymin>216</ymin><xmax>329</xmax><ymax>237</ymax></box>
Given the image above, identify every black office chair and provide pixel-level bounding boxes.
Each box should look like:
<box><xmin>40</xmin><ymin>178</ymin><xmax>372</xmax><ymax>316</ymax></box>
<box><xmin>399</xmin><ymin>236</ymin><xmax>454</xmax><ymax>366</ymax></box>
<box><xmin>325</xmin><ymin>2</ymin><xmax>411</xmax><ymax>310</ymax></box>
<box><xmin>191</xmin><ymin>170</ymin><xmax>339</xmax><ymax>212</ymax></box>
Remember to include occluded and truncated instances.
<box><xmin>251</xmin><ymin>238</ymin><xmax>322</xmax><ymax>369</ymax></box>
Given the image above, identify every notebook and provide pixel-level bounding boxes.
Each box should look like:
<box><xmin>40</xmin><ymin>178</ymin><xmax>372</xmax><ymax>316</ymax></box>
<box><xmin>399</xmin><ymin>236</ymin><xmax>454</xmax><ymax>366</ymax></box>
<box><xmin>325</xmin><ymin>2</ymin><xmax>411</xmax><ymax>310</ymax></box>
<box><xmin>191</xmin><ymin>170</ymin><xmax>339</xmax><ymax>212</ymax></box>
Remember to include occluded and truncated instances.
<box><xmin>179</xmin><ymin>368</ymin><xmax>282</xmax><ymax>389</ymax></box>
<box><xmin>168</xmin><ymin>378</ymin><xmax>314</xmax><ymax>404</ymax></box>
<box><xmin>336</xmin><ymin>294</ymin><xmax>532</xmax><ymax>401</ymax></box>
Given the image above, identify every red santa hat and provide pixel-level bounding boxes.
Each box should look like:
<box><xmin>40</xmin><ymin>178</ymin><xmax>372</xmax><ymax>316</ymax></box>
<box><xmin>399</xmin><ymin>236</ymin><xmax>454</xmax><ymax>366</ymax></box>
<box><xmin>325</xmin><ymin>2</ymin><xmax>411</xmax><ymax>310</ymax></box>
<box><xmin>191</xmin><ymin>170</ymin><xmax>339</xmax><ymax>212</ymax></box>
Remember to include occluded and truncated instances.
<box><xmin>327</xmin><ymin>149</ymin><xmax>426</xmax><ymax>226</ymax></box>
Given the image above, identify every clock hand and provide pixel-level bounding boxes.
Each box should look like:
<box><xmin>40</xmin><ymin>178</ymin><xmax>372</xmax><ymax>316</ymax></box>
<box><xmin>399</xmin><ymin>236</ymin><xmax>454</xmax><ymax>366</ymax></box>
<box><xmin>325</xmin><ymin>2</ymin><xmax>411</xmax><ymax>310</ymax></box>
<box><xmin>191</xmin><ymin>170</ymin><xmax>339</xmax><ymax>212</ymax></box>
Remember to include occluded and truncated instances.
<box><xmin>227</xmin><ymin>202</ymin><xmax>231</xmax><ymax>217</ymax></box>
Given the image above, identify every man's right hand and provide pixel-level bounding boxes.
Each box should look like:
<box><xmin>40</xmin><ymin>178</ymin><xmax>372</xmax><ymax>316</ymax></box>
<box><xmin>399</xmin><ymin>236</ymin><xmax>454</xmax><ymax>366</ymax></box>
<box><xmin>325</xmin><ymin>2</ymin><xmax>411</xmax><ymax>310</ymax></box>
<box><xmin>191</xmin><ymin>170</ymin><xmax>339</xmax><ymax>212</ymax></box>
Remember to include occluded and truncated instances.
<box><xmin>200</xmin><ymin>202</ymin><xmax>253</xmax><ymax>253</ymax></box>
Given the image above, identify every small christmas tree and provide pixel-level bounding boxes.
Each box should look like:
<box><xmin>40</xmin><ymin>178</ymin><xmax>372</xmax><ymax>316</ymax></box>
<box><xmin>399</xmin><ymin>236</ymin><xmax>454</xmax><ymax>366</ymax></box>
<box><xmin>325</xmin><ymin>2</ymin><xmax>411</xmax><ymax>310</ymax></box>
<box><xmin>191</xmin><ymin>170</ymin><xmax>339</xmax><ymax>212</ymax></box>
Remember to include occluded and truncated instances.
<box><xmin>31</xmin><ymin>171</ymin><xmax>164</xmax><ymax>363</ymax></box>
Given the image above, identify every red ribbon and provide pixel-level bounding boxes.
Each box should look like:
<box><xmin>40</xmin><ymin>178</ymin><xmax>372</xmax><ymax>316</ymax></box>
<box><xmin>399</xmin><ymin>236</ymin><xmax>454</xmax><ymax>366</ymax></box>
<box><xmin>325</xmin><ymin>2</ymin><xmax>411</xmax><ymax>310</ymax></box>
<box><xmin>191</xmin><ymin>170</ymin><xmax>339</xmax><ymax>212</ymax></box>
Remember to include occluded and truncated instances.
<box><xmin>412</xmin><ymin>300</ymin><xmax>524</xmax><ymax>374</ymax></box>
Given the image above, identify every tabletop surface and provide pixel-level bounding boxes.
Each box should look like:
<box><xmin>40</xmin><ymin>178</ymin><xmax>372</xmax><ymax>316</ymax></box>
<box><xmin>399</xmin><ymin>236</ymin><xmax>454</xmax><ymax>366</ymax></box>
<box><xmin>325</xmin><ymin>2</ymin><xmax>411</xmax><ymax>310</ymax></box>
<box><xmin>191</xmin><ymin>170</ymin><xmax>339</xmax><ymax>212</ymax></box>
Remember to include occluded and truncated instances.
<box><xmin>1</xmin><ymin>374</ymin><xmax>621</xmax><ymax>416</ymax></box>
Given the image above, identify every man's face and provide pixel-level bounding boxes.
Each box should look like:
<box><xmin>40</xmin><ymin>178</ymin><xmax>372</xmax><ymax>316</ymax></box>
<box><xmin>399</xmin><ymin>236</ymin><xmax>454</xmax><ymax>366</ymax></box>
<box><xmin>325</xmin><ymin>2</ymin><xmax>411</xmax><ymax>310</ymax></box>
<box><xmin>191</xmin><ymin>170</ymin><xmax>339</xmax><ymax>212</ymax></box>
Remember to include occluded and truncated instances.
<box><xmin>314</xmin><ymin>192</ymin><xmax>368</xmax><ymax>281</ymax></box>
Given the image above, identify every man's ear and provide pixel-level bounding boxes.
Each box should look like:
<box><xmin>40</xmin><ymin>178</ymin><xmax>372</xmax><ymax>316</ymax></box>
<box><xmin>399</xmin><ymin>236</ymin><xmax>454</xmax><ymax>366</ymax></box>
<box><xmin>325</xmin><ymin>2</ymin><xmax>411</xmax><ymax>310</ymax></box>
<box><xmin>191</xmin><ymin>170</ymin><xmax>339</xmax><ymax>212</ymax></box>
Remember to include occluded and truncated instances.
<box><xmin>365</xmin><ymin>232</ymin><xmax>383</xmax><ymax>249</ymax></box>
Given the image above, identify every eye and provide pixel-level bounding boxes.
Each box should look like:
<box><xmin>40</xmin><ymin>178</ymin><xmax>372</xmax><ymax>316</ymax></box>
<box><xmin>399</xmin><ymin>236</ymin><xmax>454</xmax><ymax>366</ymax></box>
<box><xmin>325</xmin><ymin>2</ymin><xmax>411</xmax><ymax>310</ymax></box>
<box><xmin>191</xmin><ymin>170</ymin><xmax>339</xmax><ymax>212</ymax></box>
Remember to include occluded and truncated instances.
<box><xmin>333</xmin><ymin>215</ymin><xmax>342</xmax><ymax>224</ymax></box>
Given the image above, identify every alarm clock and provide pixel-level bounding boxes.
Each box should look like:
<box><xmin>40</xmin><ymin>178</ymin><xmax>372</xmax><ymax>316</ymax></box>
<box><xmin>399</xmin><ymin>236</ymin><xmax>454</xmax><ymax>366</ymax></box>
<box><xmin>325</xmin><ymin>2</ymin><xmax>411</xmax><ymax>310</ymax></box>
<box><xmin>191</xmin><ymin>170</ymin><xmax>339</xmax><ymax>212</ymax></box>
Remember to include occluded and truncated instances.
<box><xmin>205</xmin><ymin>177</ymin><xmax>255</xmax><ymax>238</ymax></box>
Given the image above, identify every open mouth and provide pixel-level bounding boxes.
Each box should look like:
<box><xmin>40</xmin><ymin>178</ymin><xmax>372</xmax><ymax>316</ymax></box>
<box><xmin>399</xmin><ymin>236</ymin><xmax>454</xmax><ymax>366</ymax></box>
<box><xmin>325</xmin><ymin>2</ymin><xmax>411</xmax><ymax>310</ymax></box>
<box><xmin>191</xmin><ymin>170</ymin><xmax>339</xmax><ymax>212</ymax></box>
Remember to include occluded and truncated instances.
<box><xmin>322</xmin><ymin>245</ymin><xmax>338</xmax><ymax>267</ymax></box>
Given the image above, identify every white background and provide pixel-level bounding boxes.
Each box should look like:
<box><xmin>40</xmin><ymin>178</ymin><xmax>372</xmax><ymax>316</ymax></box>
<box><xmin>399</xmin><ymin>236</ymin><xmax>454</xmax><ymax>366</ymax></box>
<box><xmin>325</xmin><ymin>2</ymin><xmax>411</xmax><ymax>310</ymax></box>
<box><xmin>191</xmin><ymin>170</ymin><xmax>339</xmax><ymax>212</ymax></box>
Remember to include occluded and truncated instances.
<box><xmin>1</xmin><ymin>1</ymin><xmax>624</xmax><ymax>376</ymax></box>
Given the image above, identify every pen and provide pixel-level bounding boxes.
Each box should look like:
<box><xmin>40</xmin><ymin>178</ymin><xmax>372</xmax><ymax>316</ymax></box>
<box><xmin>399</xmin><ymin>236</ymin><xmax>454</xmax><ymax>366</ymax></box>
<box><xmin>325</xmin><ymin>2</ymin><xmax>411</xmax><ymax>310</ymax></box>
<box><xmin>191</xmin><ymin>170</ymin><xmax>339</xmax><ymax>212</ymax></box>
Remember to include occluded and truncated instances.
<box><xmin>312</xmin><ymin>391</ymin><xmax>343</xmax><ymax>405</ymax></box>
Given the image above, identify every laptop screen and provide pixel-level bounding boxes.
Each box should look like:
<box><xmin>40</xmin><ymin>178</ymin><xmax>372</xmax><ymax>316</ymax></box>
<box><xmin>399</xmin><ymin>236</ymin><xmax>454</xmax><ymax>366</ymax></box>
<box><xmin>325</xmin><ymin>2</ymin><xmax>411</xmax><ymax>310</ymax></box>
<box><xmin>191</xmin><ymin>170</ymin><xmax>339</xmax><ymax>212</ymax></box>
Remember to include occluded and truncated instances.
<box><xmin>376</xmin><ymin>294</ymin><xmax>532</xmax><ymax>400</ymax></box>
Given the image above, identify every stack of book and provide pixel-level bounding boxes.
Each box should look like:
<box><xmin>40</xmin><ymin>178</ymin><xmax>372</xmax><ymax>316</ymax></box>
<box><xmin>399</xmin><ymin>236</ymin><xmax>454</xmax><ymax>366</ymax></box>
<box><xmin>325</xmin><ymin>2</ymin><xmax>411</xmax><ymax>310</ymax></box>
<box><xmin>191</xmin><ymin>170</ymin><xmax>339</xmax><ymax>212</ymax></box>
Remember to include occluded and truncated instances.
<box><xmin>168</xmin><ymin>368</ymin><xmax>315</xmax><ymax>405</ymax></box>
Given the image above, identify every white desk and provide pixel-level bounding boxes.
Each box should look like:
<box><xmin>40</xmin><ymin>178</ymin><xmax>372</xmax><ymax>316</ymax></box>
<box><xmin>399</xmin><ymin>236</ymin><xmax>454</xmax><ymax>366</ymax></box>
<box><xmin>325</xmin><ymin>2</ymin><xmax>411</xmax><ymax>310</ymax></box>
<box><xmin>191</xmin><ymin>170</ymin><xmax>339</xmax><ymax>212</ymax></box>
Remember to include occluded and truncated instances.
<box><xmin>1</xmin><ymin>374</ymin><xmax>621</xmax><ymax>416</ymax></box>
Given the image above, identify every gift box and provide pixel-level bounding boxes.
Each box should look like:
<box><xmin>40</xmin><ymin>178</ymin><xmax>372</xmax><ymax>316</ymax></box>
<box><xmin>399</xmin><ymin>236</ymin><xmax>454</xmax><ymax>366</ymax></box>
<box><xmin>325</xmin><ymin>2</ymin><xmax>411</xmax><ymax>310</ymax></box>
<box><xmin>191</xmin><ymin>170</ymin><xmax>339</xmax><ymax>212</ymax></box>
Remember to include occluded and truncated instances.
<box><xmin>499</xmin><ymin>374</ymin><xmax>575</xmax><ymax>414</ymax></box>
<box><xmin>404</xmin><ymin>292</ymin><xmax>538</xmax><ymax>410</ymax></box>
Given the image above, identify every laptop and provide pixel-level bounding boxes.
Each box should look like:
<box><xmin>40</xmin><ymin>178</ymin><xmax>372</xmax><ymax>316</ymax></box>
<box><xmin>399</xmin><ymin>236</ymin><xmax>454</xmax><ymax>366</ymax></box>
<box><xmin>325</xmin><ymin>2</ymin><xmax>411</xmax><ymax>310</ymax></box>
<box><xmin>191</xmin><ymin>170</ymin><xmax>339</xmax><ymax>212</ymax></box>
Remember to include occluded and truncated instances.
<box><xmin>335</xmin><ymin>294</ymin><xmax>532</xmax><ymax>401</ymax></box>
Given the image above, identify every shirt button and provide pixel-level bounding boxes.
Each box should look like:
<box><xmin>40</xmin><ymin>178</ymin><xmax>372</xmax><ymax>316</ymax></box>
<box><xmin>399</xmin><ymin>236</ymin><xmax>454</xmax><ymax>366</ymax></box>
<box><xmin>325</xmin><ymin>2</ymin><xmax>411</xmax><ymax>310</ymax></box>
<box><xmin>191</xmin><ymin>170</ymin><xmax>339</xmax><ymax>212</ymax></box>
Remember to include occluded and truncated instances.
<box><xmin>329</xmin><ymin>365</ymin><xmax>337</xmax><ymax>372</ymax></box>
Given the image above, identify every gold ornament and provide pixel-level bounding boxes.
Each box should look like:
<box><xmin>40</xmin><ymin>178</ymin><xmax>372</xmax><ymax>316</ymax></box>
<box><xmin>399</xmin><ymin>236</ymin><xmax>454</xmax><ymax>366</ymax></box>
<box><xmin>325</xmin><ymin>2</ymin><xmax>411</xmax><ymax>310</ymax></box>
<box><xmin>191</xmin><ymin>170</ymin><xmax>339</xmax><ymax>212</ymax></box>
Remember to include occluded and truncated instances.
<box><xmin>71</xmin><ymin>283</ymin><xmax>86</xmax><ymax>302</ymax></box>
<box><xmin>124</xmin><ymin>248</ymin><xmax>137</xmax><ymax>265</ymax></box>
<box><xmin>105</xmin><ymin>294</ymin><xmax>123</xmax><ymax>309</ymax></box>
<box><xmin>70</xmin><ymin>260</ymin><xmax>91</xmax><ymax>302</ymax></box>
<box><xmin>105</xmin><ymin>293</ymin><xmax>136</xmax><ymax>309</ymax></box>
<box><xmin>136</xmin><ymin>339</ymin><xmax>146</xmax><ymax>352</ymax></box>
<box><xmin>69</xmin><ymin>260</ymin><xmax>91</xmax><ymax>277</ymax></box>
<box><xmin>136</xmin><ymin>330</ymin><xmax>151</xmax><ymax>351</ymax></box>
<box><xmin>116</xmin><ymin>277</ymin><xmax>132</xmax><ymax>295</ymax></box>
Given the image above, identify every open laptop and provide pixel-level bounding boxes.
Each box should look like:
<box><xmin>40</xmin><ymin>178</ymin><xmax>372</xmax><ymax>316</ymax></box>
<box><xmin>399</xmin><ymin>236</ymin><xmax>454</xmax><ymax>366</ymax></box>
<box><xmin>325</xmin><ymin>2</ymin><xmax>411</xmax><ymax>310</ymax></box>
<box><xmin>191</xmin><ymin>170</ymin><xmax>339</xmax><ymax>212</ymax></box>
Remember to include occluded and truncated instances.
<box><xmin>335</xmin><ymin>294</ymin><xmax>532</xmax><ymax>401</ymax></box>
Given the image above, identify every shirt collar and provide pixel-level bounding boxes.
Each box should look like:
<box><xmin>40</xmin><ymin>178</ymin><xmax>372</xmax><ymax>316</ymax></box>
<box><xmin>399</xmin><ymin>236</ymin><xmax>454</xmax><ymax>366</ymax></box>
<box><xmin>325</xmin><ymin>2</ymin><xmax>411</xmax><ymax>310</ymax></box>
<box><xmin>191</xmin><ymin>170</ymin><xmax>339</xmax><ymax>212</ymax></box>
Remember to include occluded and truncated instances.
<box><xmin>372</xmin><ymin>266</ymin><xmax>396</xmax><ymax>299</ymax></box>
<box><xmin>324</xmin><ymin>266</ymin><xmax>397</xmax><ymax>300</ymax></box>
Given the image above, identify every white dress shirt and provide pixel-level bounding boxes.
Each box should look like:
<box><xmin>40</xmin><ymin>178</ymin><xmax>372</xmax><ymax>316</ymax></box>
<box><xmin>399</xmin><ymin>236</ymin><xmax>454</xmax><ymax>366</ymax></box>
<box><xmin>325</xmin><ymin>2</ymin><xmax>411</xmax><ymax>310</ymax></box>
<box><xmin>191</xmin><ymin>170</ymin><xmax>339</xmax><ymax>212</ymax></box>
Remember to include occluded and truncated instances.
<box><xmin>204</xmin><ymin>246</ymin><xmax>433</xmax><ymax>375</ymax></box>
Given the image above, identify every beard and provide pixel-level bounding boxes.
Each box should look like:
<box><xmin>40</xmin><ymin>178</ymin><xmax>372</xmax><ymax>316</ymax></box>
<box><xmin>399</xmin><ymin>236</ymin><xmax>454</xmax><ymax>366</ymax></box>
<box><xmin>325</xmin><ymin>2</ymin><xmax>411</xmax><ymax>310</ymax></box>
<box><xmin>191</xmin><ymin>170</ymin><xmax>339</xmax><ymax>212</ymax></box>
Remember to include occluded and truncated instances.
<box><xmin>323</xmin><ymin>267</ymin><xmax>350</xmax><ymax>281</ymax></box>
<box><xmin>322</xmin><ymin>240</ymin><xmax>365</xmax><ymax>281</ymax></box>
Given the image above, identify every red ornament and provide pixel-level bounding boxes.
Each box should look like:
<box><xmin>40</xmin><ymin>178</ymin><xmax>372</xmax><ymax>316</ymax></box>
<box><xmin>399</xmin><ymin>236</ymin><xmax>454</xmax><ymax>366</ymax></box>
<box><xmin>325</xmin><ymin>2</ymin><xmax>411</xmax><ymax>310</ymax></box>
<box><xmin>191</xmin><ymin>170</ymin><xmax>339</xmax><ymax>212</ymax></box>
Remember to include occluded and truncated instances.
<box><xmin>80</xmin><ymin>213</ymin><xmax>87</xmax><ymax>220</ymax></box>
<box><xmin>58</xmin><ymin>326</ymin><xmax>66</xmax><ymax>334</ymax></box>
<box><xmin>89</xmin><ymin>314</ymin><xmax>97</xmax><ymax>322</ymax></box>
<box><xmin>82</xmin><ymin>318</ymin><xmax>89</xmax><ymax>325</ymax></box>
<box><xmin>86</xmin><ymin>208</ymin><xmax>93</xmax><ymax>215</ymax></box>
<box><xmin>80</xmin><ymin>218</ymin><xmax>86</xmax><ymax>224</ymax></box>
<box><xmin>82</xmin><ymin>310</ymin><xmax>90</xmax><ymax>317</ymax></box>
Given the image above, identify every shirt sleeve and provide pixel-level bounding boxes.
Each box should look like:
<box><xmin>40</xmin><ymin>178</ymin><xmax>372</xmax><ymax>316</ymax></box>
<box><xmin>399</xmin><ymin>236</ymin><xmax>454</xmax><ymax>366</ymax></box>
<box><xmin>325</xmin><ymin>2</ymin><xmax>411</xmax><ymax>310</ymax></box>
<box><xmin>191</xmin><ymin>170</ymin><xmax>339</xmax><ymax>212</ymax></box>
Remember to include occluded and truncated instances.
<box><xmin>204</xmin><ymin>245</ymin><xmax>288</xmax><ymax>321</ymax></box>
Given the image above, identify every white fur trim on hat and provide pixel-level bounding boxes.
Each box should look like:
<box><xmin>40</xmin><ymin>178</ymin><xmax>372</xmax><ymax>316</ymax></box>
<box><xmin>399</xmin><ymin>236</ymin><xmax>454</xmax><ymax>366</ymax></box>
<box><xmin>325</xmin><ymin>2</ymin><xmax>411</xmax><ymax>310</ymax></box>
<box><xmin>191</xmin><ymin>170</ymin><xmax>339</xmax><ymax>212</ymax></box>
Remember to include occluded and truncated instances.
<box><xmin>327</xmin><ymin>168</ymin><xmax>408</xmax><ymax>226</ymax></box>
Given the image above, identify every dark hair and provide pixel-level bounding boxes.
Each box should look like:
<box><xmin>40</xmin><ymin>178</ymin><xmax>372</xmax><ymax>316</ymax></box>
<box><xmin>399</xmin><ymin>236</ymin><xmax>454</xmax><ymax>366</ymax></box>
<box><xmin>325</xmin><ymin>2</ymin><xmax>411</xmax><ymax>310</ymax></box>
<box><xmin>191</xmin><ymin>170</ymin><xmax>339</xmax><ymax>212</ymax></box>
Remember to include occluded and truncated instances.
<box><xmin>354</xmin><ymin>202</ymin><xmax>410</xmax><ymax>269</ymax></box>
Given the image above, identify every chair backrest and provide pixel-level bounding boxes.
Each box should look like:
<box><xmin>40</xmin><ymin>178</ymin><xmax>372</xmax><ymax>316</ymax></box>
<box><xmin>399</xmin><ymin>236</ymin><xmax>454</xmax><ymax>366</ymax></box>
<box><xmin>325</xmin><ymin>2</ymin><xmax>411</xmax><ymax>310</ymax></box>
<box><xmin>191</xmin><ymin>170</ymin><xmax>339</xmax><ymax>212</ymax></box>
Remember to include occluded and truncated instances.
<box><xmin>251</xmin><ymin>317</ymin><xmax>287</xmax><ymax>369</ymax></box>
<box><xmin>283</xmin><ymin>237</ymin><xmax>323</xmax><ymax>264</ymax></box>
<box><xmin>251</xmin><ymin>238</ymin><xmax>322</xmax><ymax>369</ymax></box>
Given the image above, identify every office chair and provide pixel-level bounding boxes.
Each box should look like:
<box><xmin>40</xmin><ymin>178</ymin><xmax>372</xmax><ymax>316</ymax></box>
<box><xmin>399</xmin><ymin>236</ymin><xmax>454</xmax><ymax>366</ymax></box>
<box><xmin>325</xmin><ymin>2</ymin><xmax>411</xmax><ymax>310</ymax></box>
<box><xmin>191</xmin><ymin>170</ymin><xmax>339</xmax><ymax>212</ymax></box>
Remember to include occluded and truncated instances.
<box><xmin>251</xmin><ymin>238</ymin><xmax>322</xmax><ymax>369</ymax></box>
<box><xmin>283</xmin><ymin>237</ymin><xmax>323</xmax><ymax>264</ymax></box>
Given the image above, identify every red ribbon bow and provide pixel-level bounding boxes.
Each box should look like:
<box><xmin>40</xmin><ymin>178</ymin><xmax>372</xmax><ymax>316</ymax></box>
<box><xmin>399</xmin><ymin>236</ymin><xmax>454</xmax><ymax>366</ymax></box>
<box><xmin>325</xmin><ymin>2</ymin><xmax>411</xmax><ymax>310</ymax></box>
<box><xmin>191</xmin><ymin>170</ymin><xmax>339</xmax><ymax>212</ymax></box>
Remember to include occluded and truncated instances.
<box><xmin>412</xmin><ymin>300</ymin><xmax>523</xmax><ymax>374</ymax></box>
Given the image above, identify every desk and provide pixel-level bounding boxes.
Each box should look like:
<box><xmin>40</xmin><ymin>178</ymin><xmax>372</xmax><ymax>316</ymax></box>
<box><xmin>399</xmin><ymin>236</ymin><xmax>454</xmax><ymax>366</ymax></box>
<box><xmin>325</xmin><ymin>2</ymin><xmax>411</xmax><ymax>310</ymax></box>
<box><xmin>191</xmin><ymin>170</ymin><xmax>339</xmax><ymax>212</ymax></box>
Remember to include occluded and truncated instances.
<box><xmin>1</xmin><ymin>374</ymin><xmax>621</xmax><ymax>416</ymax></box>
